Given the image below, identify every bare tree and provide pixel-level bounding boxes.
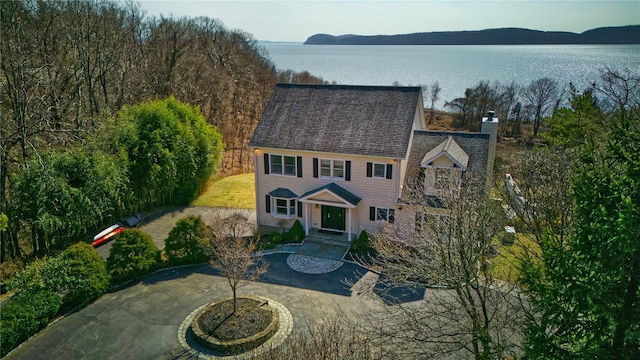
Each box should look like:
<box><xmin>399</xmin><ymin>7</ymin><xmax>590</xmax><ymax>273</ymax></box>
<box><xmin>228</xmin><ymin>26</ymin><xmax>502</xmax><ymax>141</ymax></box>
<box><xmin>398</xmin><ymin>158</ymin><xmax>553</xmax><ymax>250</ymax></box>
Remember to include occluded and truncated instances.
<box><xmin>520</xmin><ymin>77</ymin><xmax>559</xmax><ymax>137</ymax></box>
<box><xmin>355</xmin><ymin>175</ymin><xmax>524</xmax><ymax>359</ymax></box>
<box><xmin>203</xmin><ymin>210</ymin><xmax>267</xmax><ymax>313</ymax></box>
<box><xmin>445</xmin><ymin>81</ymin><xmax>515</xmax><ymax>131</ymax></box>
<box><xmin>593</xmin><ymin>67</ymin><xmax>640</xmax><ymax>114</ymax></box>
<box><xmin>428</xmin><ymin>81</ymin><xmax>442</xmax><ymax>124</ymax></box>
<box><xmin>504</xmin><ymin>147</ymin><xmax>575</xmax><ymax>248</ymax></box>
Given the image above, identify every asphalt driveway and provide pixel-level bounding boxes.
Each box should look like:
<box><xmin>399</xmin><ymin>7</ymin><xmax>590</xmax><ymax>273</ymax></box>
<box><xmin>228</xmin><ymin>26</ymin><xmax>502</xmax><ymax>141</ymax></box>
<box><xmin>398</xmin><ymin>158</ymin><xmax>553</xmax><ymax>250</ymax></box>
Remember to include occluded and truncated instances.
<box><xmin>95</xmin><ymin>206</ymin><xmax>255</xmax><ymax>260</ymax></box>
<box><xmin>4</xmin><ymin>254</ymin><xmax>379</xmax><ymax>360</ymax></box>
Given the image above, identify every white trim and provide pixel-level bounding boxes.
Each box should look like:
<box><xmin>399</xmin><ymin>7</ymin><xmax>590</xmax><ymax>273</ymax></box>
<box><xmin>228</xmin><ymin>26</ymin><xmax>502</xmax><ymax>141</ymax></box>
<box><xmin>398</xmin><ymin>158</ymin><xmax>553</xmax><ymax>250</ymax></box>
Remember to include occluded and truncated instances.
<box><xmin>304</xmin><ymin>202</ymin><xmax>310</xmax><ymax>235</ymax></box>
<box><xmin>372</xmin><ymin>162</ymin><xmax>387</xmax><ymax>178</ymax></box>
<box><xmin>256</xmin><ymin>146</ymin><xmax>403</xmax><ymax>161</ymax></box>
<box><xmin>272</xmin><ymin>197</ymin><xmax>297</xmax><ymax>219</ymax></box>
<box><xmin>301</xmin><ymin>199</ymin><xmax>357</xmax><ymax>209</ymax></box>
<box><xmin>318</xmin><ymin>158</ymin><xmax>345</xmax><ymax>180</ymax></box>
<box><xmin>268</xmin><ymin>154</ymin><xmax>298</xmax><ymax>177</ymax></box>
<box><xmin>298</xmin><ymin>189</ymin><xmax>357</xmax><ymax>208</ymax></box>
<box><xmin>347</xmin><ymin>208</ymin><xmax>352</xmax><ymax>241</ymax></box>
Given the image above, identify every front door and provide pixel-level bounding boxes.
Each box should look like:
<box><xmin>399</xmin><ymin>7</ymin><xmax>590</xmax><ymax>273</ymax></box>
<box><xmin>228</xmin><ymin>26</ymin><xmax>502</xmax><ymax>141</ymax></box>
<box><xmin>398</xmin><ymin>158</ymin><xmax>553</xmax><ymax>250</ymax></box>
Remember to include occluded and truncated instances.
<box><xmin>321</xmin><ymin>205</ymin><xmax>346</xmax><ymax>231</ymax></box>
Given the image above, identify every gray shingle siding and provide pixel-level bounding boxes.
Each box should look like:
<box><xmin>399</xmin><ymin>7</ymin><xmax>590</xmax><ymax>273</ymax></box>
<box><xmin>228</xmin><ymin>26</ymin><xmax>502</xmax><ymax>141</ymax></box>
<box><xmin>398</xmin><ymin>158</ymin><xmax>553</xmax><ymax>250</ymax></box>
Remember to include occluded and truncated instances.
<box><xmin>249</xmin><ymin>84</ymin><xmax>421</xmax><ymax>159</ymax></box>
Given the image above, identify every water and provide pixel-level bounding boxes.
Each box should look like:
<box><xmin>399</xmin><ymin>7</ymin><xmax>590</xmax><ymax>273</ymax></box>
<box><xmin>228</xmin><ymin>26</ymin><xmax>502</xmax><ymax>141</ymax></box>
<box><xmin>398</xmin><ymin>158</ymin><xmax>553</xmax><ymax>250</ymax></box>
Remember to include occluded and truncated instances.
<box><xmin>262</xmin><ymin>43</ymin><xmax>639</xmax><ymax>105</ymax></box>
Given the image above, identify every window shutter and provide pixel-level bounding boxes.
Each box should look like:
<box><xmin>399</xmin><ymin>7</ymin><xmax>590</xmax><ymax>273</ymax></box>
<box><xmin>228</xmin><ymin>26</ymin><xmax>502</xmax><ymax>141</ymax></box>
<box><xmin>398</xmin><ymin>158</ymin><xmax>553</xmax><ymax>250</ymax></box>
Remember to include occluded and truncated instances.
<box><xmin>264</xmin><ymin>153</ymin><xmax>270</xmax><ymax>174</ymax></box>
<box><xmin>345</xmin><ymin>161</ymin><xmax>351</xmax><ymax>181</ymax></box>
<box><xmin>386</xmin><ymin>164</ymin><xmax>393</xmax><ymax>179</ymax></box>
<box><xmin>313</xmin><ymin>158</ymin><xmax>318</xmax><ymax>178</ymax></box>
<box><xmin>369</xmin><ymin>207</ymin><xmax>376</xmax><ymax>221</ymax></box>
<box><xmin>297</xmin><ymin>156</ymin><xmax>303</xmax><ymax>177</ymax></box>
<box><xmin>389</xmin><ymin>209</ymin><xmax>395</xmax><ymax>224</ymax></box>
<box><xmin>297</xmin><ymin>201</ymin><xmax>303</xmax><ymax>218</ymax></box>
<box><xmin>265</xmin><ymin>195</ymin><xmax>271</xmax><ymax>213</ymax></box>
<box><xmin>366</xmin><ymin>162</ymin><xmax>373</xmax><ymax>177</ymax></box>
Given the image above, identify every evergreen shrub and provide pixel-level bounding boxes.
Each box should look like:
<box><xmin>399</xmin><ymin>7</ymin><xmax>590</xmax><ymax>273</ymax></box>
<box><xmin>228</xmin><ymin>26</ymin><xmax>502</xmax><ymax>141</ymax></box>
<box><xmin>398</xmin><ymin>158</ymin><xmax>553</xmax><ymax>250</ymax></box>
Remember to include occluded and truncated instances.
<box><xmin>107</xmin><ymin>229</ymin><xmax>159</xmax><ymax>283</ymax></box>
<box><xmin>60</xmin><ymin>242</ymin><xmax>110</xmax><ymax>306</ymax></box>
<box><xmin>288</xmin><ymin>220</ymin><xmax>305</xmax><ymax>242</ymax></box>
<box><xmin>351</xmin><ymin>230</ymin><xmax>373</xmax><ymax>254</ymax></box>
<box><xmin>0</xmin><ymin>290</ymin><xmax>62</xmax><ymax>357</ymax></box>
<box><xmin>165</xmin><ymin>215</ymin><xmax>210</xmax><ymax>265</ymax></box>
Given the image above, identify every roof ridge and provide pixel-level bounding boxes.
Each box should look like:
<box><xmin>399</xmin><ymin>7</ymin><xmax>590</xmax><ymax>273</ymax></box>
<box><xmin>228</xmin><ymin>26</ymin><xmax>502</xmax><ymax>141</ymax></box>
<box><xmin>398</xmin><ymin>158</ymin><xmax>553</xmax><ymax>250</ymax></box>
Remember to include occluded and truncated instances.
<box><xmin>275</xmin><ymin>83</ymin><xmax>422</xmax><ymax>92</ymax></box>
<box><xmin>444</xmin><ymin>136</ymin><xmax>453</xmax><ymax>151</ymax></box>
<box><xmin>413</xmin><ymin>130</ymin><xmax>490</xmax><ymax>138</ymax></box>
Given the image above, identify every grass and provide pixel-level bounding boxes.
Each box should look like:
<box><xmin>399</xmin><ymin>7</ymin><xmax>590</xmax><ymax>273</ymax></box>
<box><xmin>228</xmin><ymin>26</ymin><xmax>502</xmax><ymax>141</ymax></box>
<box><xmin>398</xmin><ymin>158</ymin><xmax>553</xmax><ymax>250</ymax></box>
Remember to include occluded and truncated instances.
<box><xmin>191</xmin><ymin>173</ymin><xmax>256</xmax><ymax>209</ymax></box>
<box><xmin>489</xmin><ymin>233</ymin><xmax>541</xmax><ymax>283</ymax></box>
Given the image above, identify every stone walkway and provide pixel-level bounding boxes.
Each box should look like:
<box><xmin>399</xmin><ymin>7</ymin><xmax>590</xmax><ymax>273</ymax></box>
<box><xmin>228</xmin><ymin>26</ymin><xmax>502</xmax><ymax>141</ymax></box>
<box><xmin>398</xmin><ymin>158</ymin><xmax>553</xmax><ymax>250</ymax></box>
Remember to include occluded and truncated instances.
<box><xmin>286</xmin><ymin>254</ymin><xmax>344</xmax><ymax>274</ymax></box>
<box><xmin>263</xmin><ymin>238</ymin><xmax>351</xmax><ymax>275</ymax></box>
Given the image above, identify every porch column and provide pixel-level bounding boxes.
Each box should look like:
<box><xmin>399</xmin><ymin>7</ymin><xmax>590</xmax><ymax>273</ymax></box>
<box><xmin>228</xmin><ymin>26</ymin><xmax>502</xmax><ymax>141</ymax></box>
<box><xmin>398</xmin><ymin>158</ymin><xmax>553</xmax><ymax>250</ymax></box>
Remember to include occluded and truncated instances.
<box><xmin>304</xmin><ymin>202</ymin><xmax>310</xmax><ymax>235</ymax></box>
<box><xmin>347</xmin><ymin>207</ymin><xmax>352</xmax><ymax>242</ymax></box>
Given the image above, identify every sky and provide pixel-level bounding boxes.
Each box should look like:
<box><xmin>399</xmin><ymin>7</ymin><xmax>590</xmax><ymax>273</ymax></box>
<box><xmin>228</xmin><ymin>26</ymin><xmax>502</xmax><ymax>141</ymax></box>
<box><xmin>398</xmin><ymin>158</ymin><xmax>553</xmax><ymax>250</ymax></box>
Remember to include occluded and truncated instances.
<box><xmin>136</xmin><ymin>1</ymin><xmax>640</xmax><ymax>42</ymax></box>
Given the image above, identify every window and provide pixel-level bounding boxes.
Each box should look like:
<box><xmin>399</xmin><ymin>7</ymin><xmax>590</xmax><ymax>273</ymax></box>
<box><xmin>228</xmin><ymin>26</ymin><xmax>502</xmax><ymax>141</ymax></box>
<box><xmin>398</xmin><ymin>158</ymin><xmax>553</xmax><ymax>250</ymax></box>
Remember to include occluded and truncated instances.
<box><xmin>268</xmin><ymin>155</ymin><xmax>298</xmax><ymax>176</ymax></box>
<box><xmin>376</xmin><ymin>208</ymin><xmax>389</xmax><ymax>221</ymax></box>
<box><xmin>435</xmin><ymin>167</ymin><xmax>451</xmax><ymax>189</ymax></box>
<box><xmin>274</xmin><ymin>198</ymin><xmax>296</xmax><ymax>218</ymax></box>
<box><xmin>369</xmin><ymin>206</ymin><xmax>395</xmax><ymax>223</ymax></box>
<box><xmin>284</xmin><ymin>156</ymin><xmax>296</xmax><ymax>176</ymax></box>
<box><xmin>367</xmin><ymin>162</ymin><xmax>392</xmax><ymax>179</ymax></box>
<box><xmin>374</xmin><ymin>163</ymin><xmax>386</xmax><ymax>178</ymax></box>
<box><xmin>270</xmin><ymin>155</ymin><xmax>282</xmax><ymax>174</ymax></box>
<box><xmin>320</xmin><ymin>159</ymin><xmax>345</xmax><ymax>179</ymax></box>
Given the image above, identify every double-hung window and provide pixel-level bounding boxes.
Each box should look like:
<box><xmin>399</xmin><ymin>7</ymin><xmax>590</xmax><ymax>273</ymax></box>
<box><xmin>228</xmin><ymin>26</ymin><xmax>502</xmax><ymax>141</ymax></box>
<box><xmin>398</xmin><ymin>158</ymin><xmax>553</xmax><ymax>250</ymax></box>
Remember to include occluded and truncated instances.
<box><xmin>373</xmin><ymin>163</ymin><xmax>386</xmax><ymax>178</ymax></box>
<box><xmin>320</xmin><ymin>159</ymin><xmax>345</xmax><ymax>179</ymax></box>
<box><xmin>366</xmin><ymin>162</ymin><xmax>393</xmax><ymax>179</ymax></box>
<box><xmin>269</xmin><ymin>155</ymin><xmax>297</xmax><ymax>176</ymax></box>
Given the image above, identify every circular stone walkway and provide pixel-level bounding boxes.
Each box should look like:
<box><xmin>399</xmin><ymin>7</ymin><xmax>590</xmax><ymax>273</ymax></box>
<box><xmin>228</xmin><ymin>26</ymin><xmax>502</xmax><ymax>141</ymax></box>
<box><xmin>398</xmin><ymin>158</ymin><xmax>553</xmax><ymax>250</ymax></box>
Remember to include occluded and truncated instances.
<box><xmin>286</xmin><ymin>254</ymin><xmax>344</xmax><ymax>274</ymax></box>
<box><xmin>178</xmin><ymin>298</ymin><xmax>293</xmax><ymax>359</ymax></box>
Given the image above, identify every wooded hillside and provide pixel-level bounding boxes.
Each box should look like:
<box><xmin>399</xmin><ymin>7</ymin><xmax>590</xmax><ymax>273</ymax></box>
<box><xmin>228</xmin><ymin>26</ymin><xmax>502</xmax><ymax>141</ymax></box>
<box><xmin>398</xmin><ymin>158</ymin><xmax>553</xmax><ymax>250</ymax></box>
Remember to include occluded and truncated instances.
<box><xmin>0</xmin><ymin>0</ymin><xmax>325</xmax><ymax>261</ymax></box>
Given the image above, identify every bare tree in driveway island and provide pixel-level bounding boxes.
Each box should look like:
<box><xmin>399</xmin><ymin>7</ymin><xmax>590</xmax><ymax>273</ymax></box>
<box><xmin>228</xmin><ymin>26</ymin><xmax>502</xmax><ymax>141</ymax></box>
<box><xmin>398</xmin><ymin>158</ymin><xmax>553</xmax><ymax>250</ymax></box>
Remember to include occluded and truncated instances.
<box><xmin>203</xmin><ymin>210</ymin><xmax>268</xmax><ymax>313</ymax></box>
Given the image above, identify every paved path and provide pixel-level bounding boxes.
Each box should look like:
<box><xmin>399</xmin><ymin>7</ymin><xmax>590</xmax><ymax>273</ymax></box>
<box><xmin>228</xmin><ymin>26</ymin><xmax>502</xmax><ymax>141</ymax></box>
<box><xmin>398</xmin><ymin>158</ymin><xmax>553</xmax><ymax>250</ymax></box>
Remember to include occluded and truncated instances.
<box><xmin>95</xmin><ymin>207</ymin><xmax>255</xmax><ymax>260</ymax></box>
<box><xmin>4</xmin><ymin>255</ymin><xmax>380</xmax><ymax>360</ymax></box>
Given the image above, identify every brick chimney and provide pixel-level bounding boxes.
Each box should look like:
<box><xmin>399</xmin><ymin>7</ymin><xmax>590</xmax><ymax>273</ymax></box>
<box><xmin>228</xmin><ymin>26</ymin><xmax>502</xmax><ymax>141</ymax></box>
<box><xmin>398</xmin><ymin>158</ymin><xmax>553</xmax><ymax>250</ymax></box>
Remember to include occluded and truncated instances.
<box><xmin>481</xmin><ymin>111</ymin><xmax>498</xmax><ymax>180</ymax></box>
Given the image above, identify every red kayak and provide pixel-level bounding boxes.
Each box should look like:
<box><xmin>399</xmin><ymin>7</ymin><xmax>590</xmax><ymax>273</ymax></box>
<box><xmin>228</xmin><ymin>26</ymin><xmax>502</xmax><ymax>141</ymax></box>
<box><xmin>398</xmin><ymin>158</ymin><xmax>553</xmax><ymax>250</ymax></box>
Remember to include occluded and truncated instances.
<box><xmin>92</xmin><ymin>224</ymin><xmax>124</xmax><ymax>247</ymax></box>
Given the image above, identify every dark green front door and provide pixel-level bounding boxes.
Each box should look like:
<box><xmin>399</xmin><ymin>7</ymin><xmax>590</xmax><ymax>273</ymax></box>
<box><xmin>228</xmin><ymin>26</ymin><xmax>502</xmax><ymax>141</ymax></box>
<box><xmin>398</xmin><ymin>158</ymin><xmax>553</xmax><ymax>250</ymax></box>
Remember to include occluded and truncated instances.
<box><xmin>321</xmin><ymin>205</ymin><xmax>346</xmax><ymax>231</ymax></box>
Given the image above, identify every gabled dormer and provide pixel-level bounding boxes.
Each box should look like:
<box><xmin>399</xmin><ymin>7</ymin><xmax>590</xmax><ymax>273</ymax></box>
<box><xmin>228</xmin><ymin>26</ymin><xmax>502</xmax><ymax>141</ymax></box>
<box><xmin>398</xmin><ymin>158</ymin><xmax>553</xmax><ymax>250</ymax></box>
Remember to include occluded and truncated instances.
<box><xmin>421</xmin><ymin>136</ymin><xmax>468</xmax><ymax>194</ymax></box>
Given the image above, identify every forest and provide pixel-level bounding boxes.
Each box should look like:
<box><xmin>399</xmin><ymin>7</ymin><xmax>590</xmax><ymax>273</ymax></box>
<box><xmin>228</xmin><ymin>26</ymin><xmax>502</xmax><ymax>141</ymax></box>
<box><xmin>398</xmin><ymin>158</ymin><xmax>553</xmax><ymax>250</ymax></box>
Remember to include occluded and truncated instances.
<box><xmin>0</xmin><ymin>0</ymin><xmax>326</xmax><ymax>262</ymax></box>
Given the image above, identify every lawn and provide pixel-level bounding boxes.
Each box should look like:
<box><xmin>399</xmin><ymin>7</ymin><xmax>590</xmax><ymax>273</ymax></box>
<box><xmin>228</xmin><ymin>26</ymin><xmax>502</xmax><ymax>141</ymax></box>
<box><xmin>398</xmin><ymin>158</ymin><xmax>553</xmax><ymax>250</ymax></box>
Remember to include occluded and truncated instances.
<box><xmin>489</xmin><ymin>233</ymin><xmax>541</xmax><ymax>283</ymax></box>
<box><xmin>191</xmin><ymin>173</ymin><xmax>256</xmax><ymax>209</ymax></box>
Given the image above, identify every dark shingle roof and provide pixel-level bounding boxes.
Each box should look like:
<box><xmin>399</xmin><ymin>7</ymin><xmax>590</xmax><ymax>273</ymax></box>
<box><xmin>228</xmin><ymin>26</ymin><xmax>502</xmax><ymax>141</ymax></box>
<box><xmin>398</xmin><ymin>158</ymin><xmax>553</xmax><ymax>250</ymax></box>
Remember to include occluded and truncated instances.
<box><xmin>268</xmin><ymin>188</ymin><xmax>298</xmax><ymax>199</ymax></box>
<box><xmin>405</xmin><ymin>130</ymin><xmax>490</xmax><ymax>185</ymax></box>
<box><xmin>421</xmin><ymin>136</ymin><xmax>469</xmax><ymax>170</ymax></box>
<box><xmin>300</xmin><ymin>183</ymin><xmax>362</xmax><ymax>206</ymax></box>
<box><xmin>249</xmin><ymin>84</ymin><xmax>422</xmax><ymax>158</ymax></box>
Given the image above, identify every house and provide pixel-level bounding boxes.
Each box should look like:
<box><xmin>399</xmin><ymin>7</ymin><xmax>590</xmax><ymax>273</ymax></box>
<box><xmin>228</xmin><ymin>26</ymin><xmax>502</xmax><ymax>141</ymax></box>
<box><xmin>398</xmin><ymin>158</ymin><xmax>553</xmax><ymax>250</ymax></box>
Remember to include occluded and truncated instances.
<box><xmin>249</xmin><ymin>84</ymin><xmax>497</xmax><ymax>241</ymax></box>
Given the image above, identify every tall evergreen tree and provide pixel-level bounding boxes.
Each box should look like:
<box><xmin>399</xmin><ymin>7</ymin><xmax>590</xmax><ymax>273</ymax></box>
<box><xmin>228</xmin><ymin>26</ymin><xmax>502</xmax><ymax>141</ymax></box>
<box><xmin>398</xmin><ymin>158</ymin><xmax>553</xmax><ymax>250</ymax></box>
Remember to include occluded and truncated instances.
<box><xmin>521</xmin><ymin>107</ymin><xmax>640</xmax><ymax>359</ymax></box>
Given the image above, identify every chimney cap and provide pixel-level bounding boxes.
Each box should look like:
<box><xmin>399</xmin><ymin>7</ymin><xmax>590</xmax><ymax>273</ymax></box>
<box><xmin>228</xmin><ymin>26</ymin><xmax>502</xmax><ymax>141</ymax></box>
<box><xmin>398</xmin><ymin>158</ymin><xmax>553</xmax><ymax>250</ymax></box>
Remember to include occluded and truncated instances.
<box><xmin>487</xmin><ymin>111</ymin><xmax>495</xmax><ymax>121</ymax></box>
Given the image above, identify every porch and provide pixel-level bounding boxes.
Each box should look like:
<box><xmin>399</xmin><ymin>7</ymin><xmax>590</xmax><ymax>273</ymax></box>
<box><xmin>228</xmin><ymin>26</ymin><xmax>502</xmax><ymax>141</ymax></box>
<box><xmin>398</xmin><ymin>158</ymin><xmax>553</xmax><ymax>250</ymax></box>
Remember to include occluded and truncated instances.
<box><xmin>298</xmin><ymin>183</ymin><xmax>362</xmax><ymax>242</ymax></box>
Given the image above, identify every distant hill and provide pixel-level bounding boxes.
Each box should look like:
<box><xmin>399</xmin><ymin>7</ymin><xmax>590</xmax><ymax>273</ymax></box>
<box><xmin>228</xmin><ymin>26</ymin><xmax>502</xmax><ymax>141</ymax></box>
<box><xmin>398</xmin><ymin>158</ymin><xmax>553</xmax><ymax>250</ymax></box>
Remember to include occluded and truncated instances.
<box><xmin>304</xmin><ymin>26</ymin><xmax>640</xmax><ymax>45</ymax></box>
